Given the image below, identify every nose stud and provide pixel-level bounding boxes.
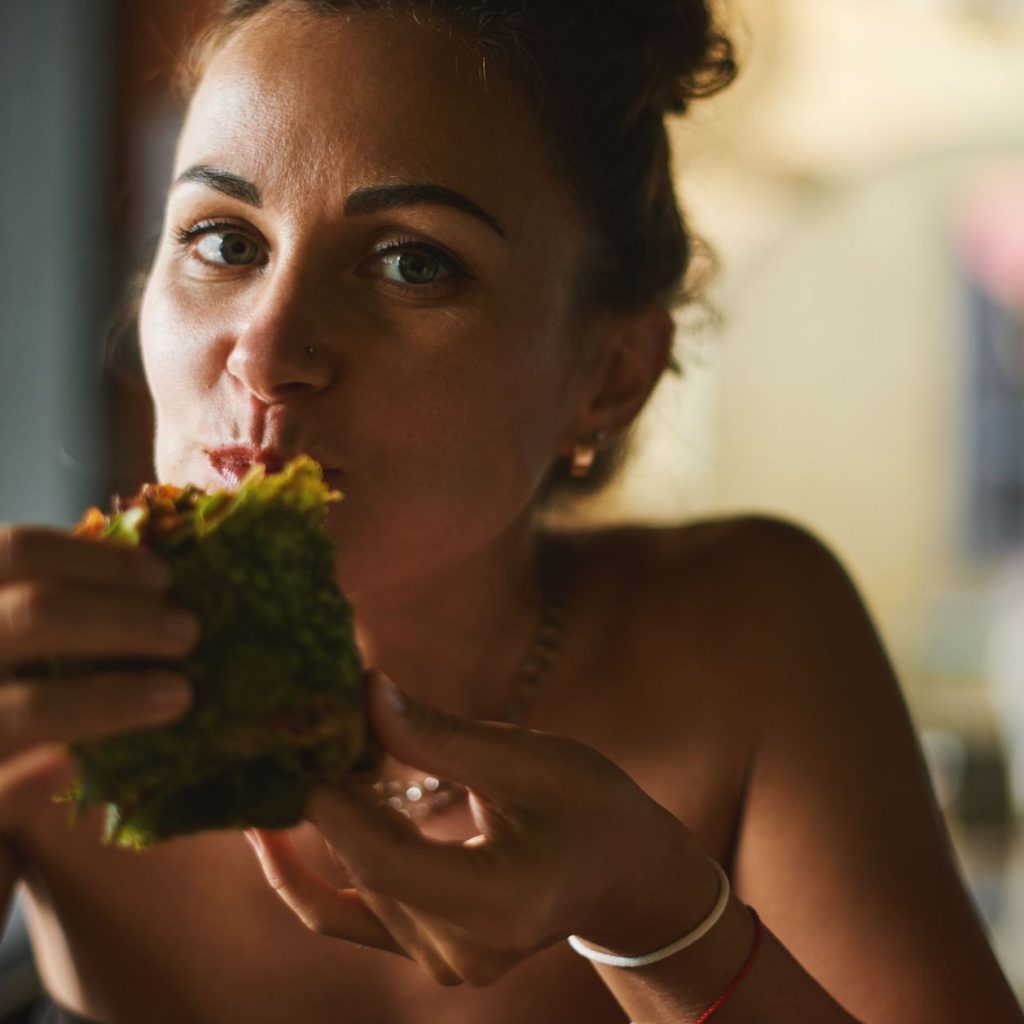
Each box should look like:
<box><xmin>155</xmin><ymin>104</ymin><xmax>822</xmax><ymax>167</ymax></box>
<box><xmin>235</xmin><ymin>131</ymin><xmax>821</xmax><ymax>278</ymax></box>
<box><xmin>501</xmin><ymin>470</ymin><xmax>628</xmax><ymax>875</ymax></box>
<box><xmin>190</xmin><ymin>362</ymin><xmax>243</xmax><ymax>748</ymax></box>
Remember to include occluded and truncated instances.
<box><xmin>305</xmin><ymin>345</ymin><xmax>316</xmax><ymax>357</ymax></box>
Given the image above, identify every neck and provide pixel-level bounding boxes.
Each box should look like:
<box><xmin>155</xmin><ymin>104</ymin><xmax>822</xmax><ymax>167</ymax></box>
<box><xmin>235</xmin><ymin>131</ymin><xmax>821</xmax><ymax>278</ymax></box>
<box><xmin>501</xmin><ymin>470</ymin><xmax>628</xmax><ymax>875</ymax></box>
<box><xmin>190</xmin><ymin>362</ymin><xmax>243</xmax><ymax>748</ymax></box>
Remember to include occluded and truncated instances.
<box><xmin>350</xmin><ymin>508</ymin><xmax>550</xmax><ymax>720</ymax></box>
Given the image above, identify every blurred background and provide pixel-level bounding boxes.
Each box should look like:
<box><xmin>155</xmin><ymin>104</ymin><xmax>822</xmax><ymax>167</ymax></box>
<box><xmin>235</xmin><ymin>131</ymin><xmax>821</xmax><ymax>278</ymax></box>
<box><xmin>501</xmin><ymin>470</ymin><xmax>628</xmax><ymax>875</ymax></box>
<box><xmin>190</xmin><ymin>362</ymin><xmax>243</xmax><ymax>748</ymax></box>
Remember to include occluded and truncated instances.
<box><xmin>1</xmin><ymin>0</ymin><xmax>1022</xmax><ymax>1015</ymax></box>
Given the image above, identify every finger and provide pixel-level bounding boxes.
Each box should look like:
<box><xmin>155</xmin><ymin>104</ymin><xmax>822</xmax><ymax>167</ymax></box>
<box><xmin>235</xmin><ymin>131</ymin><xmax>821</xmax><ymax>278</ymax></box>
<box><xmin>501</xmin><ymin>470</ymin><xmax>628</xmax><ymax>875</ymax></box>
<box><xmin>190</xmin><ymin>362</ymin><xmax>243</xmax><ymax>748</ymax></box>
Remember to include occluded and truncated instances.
<box><xmin>0</xmin><ymin>525</ymin><xmax>171</xmax><ymax>592</ymax></box>
<box><xmin>367</xmin><ymin>671</ymin><xmax>547</xmax><ymax>801</ymax></box>
<box><xmin>306</xmin><ymin>785</ymin><xmax>497</xmax><ymax>920</ymax></box>
<box><xmin>249</xmin><ymin>830</ymin><xmax>464</xmax><ymax>985</ymax></box>
<box><xmin>244</xmin><ymin>829</ymin><xmax>402</xmax><ymax>954</ymax></box>
<box><xmin>410</xmin><ymin>910</ymin><xmax>521</xmax><ymax>988</ymax></box>
<box><xmin>0</xmin><ymin>581</ymin><xmax>199</xmax><ymax>671</ymax></box>
<box><xmin>347</xmin><ymin>865</ymin><xmax>523</xmax><ymax>987</ymax></box>
<box><xmin>0</xmin><ymin>671</ymin><xmax>193</xmax><ymax>757</ymax></box>
<box><xmin>353</xmin><ymin>887</ymin><xmax>465</xmax><ymax>987</ymax></box>
<box><xmin>0</xmin><ymin>744</ymin><xmax>76</xmax><ymax>796</ymax></box>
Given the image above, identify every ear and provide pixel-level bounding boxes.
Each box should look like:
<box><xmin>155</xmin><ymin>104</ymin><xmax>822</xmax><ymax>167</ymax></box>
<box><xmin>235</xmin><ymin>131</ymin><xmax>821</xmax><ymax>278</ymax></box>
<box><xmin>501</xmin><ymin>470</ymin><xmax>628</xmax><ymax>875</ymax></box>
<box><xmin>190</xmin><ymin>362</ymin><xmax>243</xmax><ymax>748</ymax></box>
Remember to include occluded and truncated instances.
<box><xmin>556</xmin><ymin>305</ymin><xmax>675</xmax><ymax>455</ymax></box>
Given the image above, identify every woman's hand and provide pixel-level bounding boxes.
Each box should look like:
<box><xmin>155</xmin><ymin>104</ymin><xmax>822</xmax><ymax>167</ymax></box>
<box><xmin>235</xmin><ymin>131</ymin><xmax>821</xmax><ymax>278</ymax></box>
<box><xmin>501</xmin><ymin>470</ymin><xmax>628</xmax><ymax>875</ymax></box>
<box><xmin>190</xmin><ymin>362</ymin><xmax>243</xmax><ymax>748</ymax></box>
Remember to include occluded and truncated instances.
<box><xmin>245</xmin><ymin>671</ymin><xmax>719</xmax><ymax>987</ymax></box>
<box><xmin>0</xmin><ymin>525</ymin><xmax>196</xmax><ymax>793</ymax></box>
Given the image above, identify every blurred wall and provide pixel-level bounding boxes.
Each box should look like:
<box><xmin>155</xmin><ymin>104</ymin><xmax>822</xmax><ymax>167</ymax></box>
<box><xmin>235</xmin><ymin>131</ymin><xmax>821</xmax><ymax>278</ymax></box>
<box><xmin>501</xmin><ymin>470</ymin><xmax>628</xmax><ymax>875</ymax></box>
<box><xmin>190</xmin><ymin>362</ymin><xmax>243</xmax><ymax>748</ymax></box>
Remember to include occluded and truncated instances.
<box><xmin>0</xmin><ymin>0</ymin><xmax>115</xmax><ymax>526</ymax></box>
<box><xmin>590</xmin><ymin>0</ymin><xmax>1024</xmax><ymax>737</ymax></box>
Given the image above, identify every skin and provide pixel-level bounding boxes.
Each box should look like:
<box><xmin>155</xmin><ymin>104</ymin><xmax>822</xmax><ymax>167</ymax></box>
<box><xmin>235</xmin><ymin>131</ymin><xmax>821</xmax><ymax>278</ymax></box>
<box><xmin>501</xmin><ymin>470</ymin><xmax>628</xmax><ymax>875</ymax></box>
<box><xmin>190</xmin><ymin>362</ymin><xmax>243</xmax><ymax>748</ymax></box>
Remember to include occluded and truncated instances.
<box><xmin>139</xmin><ymin>7</ymin><xmax>670</xmax><ymax>718</ymax></box>
<box><xmin>0</xmin><ymin>8</ymin><xmax>1020</xmax><ymax>1023</ymax></box>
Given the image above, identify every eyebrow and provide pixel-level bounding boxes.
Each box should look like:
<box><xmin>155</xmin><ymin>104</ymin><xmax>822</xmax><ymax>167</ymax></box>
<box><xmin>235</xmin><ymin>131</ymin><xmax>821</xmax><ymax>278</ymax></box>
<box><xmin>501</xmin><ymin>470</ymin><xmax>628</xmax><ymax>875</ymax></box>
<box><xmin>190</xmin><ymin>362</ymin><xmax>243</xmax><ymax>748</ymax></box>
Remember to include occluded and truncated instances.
<box><xmin>172</xmin><ymin>169</ymin><xmax>507</xmax><ymax>241</ymax></box>
<box><xmin>344</xmin><ymin>183</ymin><xmax>508</xmax><ymax>241</ymax></box>
<box><xmin>174</xmin><ymin>165</ymin><xmax>262</xmax><ymax>207</ymax></box>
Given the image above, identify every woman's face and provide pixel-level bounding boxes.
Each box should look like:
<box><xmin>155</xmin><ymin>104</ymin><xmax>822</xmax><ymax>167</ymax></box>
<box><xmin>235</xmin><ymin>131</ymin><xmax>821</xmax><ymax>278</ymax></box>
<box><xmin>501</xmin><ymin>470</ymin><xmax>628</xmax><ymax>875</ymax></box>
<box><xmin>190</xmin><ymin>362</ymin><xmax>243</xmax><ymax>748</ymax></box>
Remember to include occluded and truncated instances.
<box><xmin>140</xmin><ymin>9</ymin><xmax>594</xmax><ymax>595</ymax></box>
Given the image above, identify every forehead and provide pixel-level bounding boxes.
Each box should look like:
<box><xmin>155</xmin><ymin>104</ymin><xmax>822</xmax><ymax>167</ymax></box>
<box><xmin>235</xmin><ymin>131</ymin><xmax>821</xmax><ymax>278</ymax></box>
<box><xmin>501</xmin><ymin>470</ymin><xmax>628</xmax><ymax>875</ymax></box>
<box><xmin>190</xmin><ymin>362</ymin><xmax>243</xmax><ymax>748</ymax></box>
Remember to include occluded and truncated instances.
<box><xmin>179</xmin><ymin>9</ymin><xmax>576</xmax><ymax>234</ymax></box>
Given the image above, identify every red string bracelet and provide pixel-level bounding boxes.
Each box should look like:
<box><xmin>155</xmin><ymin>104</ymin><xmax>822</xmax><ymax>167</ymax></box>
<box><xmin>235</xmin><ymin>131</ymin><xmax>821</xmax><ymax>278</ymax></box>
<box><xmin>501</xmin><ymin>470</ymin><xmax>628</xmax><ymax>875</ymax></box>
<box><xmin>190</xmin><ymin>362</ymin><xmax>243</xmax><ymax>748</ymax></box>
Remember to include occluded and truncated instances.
<box><xmin>693</xmin><ymin>907</ymin><xmax>764</xmax><ymax>1023</ymax></box>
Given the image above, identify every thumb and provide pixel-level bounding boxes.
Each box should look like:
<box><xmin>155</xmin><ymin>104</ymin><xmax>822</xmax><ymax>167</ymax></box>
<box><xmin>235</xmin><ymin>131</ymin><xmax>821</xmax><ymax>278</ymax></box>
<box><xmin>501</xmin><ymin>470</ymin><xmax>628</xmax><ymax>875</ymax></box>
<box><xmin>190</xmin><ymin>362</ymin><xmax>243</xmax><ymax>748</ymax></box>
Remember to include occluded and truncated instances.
<box><xmin>365</xmin><ymin>671</ymin><xmax>539</xmax><ymax>800</ymax></box>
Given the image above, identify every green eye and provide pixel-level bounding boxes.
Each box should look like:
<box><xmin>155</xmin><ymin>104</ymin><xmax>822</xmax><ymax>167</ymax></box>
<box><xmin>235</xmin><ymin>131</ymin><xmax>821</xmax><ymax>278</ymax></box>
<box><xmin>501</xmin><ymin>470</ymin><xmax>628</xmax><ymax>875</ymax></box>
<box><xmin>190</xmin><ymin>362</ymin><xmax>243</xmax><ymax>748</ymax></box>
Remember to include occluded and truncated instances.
<box><xmin>196</xmin><ymin>232</ymin><xmax>261</xmax><ymax>266</ymax></box>
<box><xmin>378</xmin><ymin>248</ymin><xmax>455</xmax><ymax>287</ymax></box>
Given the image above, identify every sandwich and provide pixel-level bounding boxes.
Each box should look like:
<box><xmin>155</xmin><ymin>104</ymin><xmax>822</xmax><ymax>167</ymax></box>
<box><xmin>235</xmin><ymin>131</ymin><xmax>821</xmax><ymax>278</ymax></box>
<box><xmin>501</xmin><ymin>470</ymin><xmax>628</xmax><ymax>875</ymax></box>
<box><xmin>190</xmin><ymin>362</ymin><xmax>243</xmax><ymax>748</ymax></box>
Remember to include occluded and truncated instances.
<box><xmin>65</xmin><ymin>456</ymin><xmax>376</xmax><ymax>848</ymax></box>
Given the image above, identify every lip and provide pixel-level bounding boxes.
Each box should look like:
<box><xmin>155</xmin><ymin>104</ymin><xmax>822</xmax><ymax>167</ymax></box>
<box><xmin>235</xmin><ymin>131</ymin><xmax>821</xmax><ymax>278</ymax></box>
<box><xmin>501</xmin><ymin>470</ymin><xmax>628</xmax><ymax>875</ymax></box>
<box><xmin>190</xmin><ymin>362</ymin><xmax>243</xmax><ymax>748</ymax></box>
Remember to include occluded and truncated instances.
<box><xmin>206</xmin><ymin>446</ymin><xmax>284</xmax><ymax>489</ymax></box>
<box><xmin>205</xmin><ymin>447</ymin><xmax>283</xmax><ymax>489</ymax></box>
<box><xmin>204</xmin><ymin>446</ymin><xmax>345</xmax><ymax>490</ymax></box>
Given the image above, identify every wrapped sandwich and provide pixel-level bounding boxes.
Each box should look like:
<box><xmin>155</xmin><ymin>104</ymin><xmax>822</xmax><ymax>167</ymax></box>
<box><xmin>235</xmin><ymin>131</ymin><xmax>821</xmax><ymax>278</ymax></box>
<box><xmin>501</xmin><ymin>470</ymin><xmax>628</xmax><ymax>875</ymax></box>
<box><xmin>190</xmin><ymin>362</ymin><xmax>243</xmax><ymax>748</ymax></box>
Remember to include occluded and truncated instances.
<box><xmin>63</xmin><ymin>456</ymin><xmax>376</xmax><ymax>848</ymax></box>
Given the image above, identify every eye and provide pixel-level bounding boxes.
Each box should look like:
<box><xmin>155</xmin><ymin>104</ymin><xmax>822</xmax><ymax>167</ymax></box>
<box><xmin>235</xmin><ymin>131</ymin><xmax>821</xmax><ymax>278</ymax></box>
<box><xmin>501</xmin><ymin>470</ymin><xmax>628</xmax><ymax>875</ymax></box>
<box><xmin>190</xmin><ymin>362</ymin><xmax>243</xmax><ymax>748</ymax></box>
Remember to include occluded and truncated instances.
<box><xmin>174</xmin><ymin>221</ymin><xmax>265</xmax><ymax>269</ymax></box>
<box><xmin>380</xmin><ymin>250</ymin><xmax>447</xmax><ymax>285</ymax></box>
<box><xmin>370</xmin><ymin>243</ymin><xmax>468</xmax><ymax>291</ymax></box>
<box><xmin>195</xmin><ymin>231</ymin><xmax>262</xmax><ymax>267</ymax></box>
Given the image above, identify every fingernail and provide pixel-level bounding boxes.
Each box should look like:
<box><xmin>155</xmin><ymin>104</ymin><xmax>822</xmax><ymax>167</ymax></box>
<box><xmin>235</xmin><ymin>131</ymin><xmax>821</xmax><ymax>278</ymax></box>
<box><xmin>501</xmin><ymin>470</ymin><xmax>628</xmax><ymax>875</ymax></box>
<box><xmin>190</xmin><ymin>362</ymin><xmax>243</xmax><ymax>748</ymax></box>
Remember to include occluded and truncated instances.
<box><xmin>162</xmin><ymin>609</ymin><xmax>200</xmax><ymax>645</ymax></box>
<box><xmin>145</xmin><ymin>675</ymin><xmax>192</xmax><ymax>711</ymax></box>
<box><xmin>378</xmin><ymin>673</ymin><xmax>408</xmax><ymax>715</ymax></box>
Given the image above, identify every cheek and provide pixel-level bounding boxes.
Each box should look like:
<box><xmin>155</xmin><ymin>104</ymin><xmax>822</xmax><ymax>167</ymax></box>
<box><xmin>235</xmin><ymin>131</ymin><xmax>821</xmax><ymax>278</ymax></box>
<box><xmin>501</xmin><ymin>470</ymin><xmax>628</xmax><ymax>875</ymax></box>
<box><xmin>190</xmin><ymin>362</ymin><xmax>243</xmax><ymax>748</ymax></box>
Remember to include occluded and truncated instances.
<box><xmin>138</xmin><ymin>273</ymin><xmax>216</xmax><ymax>476</ymax></box>
<box><xmin>377</xmin><ymin>326</ymin><xmax>567</xmax><ymax>477</ymax></box>
<box><xmin>386</xmin><ymin>349</ymin><xmax>567</xmax><ymax>530</ymax></box>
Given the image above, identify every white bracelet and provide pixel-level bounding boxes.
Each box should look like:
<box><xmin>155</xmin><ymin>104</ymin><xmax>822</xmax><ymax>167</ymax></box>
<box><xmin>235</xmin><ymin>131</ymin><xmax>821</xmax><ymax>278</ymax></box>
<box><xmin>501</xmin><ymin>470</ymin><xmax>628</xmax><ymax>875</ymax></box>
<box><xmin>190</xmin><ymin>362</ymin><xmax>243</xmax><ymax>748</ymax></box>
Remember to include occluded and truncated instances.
<box><xmin>567</xmin><ymin>860</ymin><xmax>730</xmax><ymax>969</ymax></box>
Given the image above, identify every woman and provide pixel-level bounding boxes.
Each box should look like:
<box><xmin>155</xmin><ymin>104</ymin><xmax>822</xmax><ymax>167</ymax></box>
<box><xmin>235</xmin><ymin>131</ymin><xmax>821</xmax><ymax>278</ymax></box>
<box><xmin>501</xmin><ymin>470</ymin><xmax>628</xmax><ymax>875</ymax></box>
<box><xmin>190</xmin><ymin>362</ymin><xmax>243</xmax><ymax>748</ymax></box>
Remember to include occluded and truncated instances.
<box><xmin>0</xmin><ymin>2</ymin><xmax>1020</xmax><ymax>1021</ymax></box>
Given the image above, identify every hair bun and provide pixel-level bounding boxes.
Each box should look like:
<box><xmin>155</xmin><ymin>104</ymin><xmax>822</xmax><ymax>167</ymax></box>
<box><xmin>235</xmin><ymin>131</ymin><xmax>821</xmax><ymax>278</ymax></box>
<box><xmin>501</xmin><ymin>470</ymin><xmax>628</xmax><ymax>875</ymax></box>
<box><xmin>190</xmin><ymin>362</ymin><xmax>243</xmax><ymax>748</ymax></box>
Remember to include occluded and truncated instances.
<box><xmin>564</xmin><ymin>0</ymin><xmax>737</xmax><ymax>117</ymax></box>
<box><xmin>659</xmin><ymin>1</ymin><xmax>738</xmax><ymax>114</ymax></box>
<box><xmin>626</xmin><ymin>0</ymin><xmax>738</xmax><ymax>115</ymax></box>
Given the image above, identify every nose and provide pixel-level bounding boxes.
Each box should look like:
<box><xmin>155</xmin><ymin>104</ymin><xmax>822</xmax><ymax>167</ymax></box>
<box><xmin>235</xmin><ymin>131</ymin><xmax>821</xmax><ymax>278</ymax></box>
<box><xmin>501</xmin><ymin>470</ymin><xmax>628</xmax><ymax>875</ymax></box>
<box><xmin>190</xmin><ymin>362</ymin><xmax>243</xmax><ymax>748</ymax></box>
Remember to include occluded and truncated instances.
<box><xmin>225</xmin><ymin>269</ymin><xmax>334</xmax><ymax>404</ymax></box>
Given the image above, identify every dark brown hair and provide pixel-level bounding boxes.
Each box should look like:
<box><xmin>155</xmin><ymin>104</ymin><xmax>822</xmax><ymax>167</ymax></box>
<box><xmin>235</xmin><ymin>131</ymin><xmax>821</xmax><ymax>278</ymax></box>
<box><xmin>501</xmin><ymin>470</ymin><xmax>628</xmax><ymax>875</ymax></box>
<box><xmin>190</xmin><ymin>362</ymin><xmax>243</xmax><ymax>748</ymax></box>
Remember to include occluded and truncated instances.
<box><xmin>179</xmin><ymin>0</ymin><xmax>738</xmax><ymax>503</ymax></box>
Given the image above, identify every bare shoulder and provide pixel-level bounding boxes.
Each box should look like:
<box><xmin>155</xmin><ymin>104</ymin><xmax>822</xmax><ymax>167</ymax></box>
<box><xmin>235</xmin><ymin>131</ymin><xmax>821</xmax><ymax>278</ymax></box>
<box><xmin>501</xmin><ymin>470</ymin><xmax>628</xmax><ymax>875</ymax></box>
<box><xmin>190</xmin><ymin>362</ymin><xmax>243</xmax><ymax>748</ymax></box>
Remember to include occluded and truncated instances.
<box><xmin>606</xmin><ymin>509</ymin><xmax>872</xmax><ymax>648</ymax></box>
<box><xmin>546</xmin><ymin>515</ymin><xmax>847</xmax><ymax>854</ymax></box>
<box><xmin>570</xmin><ymin>517</ymin><xmax>1021</xmax><ymax>1019</ymax></box>
<box><xmin>564</xmin><ymin>510</ymin><xmax>845</xmax><ymax>598</ymax></box>
<box><xmin>633</xmin><ymin>511</ymin><xmax>859</xmax><ymax>613</ymax></box>
<box><xmin>559</xmin><ymin>511</ymin><xmax>854</xmax><ymax>693</ymax></box>
<box><xmin>550</xmin><ymin>512</ymin><xmax>853</xmax><ymax>722</ymax></box>
<box><xmin>627</xmin><ymin>516</ymin><xmax>1020</xmax><ymax>1021</ymax></box>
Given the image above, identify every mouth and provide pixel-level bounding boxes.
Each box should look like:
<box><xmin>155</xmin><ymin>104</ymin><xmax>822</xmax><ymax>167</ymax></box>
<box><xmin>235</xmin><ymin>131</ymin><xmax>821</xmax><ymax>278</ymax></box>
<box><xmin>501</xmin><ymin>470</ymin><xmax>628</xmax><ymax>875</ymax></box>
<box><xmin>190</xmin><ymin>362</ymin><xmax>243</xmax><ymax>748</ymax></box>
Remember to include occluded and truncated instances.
<box><xmin>205</xmin><ymin>446</ymin><xmax>345</xmax><ymax>491</ymax></box>
<box><xmin>205</xmin><ymin>447</ymin><xmax>286</xmax><ymax>489</ymax></box>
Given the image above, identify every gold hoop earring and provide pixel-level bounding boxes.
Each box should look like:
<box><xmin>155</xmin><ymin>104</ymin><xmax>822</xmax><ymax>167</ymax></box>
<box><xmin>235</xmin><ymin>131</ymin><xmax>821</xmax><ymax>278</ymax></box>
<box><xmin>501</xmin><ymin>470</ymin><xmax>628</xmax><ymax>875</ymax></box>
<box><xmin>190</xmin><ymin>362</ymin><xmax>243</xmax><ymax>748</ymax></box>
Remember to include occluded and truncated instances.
<box><xmin>570</xmin><ymin>430</ymin><xmax>608</xmax><ymax>479</ymax></box>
